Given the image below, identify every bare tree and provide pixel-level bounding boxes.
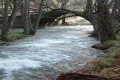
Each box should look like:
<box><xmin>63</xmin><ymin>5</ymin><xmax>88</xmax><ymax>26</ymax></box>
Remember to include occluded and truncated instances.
<box><xmin>1</xmin><ymin>0</ymin><xmax>9</xmax><ymax>40</ymax></box>
<box><xmin>34</xmin><ymin>0</ymin><xmax>44</xmax><ymax>34</ymax></box>
<box><xmin>84</xmin><ymin>0</ymin><xmax>116</xmax><ymax>42</ymax></box>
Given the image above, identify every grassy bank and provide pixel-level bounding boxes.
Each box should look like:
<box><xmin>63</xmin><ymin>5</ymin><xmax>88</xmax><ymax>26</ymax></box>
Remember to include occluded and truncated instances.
<box><xmin>7</xmin><ymin>32</ymin><xmax>27</xmax><ymax>41</ymax></box>
<box><xmin>57</xmin><ymin>35</ymin><xmax>120</xmax><ymax>80</ymax></box>
<box><xmin>90</xmin><ymin>35</ymin><xmax>120</xmax><ymax>78</ymax></box>
<box><xmin>0</xmin><ymin>32</ymin><xmax>27</xmax><ymax>42</ymax></box>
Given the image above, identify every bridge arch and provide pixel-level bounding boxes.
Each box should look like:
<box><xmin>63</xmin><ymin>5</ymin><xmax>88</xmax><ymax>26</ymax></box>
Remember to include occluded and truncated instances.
<box><xmin>63</xmin><ymin>16</ymin><xmax>91</xmax><ymax>25</ymax></box>
<box><xmin>38</xmin><ymin>8</ymin><xmax>116</xmax><ymax>42</ymax></box>
<box><xmin>39</xmin><ymin>9</ymin><xmax>86</xmax><ymax>27</ymax></box>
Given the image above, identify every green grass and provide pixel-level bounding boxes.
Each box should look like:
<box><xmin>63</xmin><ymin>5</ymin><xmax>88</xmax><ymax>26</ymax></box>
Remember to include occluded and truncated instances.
<box><xmin>102</xmin><ymin>35</ymin><xmax>120</xmax><ymax>54</ymax></box>
<box><xmin>102</xmin><ymin>35</ymin><xmax>120</xmax><ymax>46</ymax></box>
<box><xmin>116</xmin><ymin>35</ymin><xmax>120</xmax><ymax>41</ymax></box>
<box><xmin>94</xmin><ymin>57</ymin><xmax>116</xmax><ymax>69</ymax></box>
<box><xmin>95</xmin><ymin>71</ymin><xmax>115</xmax><ymax>78</ymax></box>
<box><xmin>103</xmin><ymin>40</ymin><xmax>114</xmax><ymax>46</ymax></box>
<box><xmin>115</xmin><ymin>48</ymin><xmax>120</xmax><ymax>53</ymax></box>
<box><xmin>93</xmin><ymin>35</ymin><xmax>120</xmax><ymax>78</ymax></box>
<box><xmin>6</xmin><ymin>32</ymin><xmax>27</xmax><ymax>41</ymax></box>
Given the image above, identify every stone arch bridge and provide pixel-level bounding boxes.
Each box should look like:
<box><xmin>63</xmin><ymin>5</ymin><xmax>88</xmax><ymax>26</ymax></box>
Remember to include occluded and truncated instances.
<box><xmin>39</xmin><ymin>9</ymin><xmax>86</xmax><ymax>26</ymax></box>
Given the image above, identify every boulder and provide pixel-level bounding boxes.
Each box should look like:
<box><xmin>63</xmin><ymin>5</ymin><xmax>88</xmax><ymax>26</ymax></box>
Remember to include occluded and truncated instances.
<box><xmin>92</xmin><ymin>44</ymin><xmax>110</xmax><ymax>50</ymax></box>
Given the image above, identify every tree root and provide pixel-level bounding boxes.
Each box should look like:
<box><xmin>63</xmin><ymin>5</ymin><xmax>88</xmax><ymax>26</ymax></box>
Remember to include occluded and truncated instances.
<box><xmin>57</xmin><ymin>73</ymin><xmax>120</xmax><ymax>80</ymax></box>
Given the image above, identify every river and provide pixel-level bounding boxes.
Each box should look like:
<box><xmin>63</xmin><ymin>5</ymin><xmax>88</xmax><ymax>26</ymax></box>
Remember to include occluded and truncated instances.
<box><xmin>0</xmin><ymin>25</ymin><xmax>103</xmax><ymax>80</ymax></box>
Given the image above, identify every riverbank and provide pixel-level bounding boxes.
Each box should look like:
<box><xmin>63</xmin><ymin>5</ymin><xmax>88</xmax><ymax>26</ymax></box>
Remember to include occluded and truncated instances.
<box><xmin>92</xmin><ymin>35</ymin><xmax>120</xmax><ymax>79</ymax></box>
<box><xmin>57</xmin><ymin>35</ymin><xmax>120</xmax><ymax>80</ymax></box>
<box><xmin>6</xmin><ymin>32</ymin><xmax>27</xmax><ymax>41</ymax></box>
<box><xmin>0</xmin><ymin>32</ymin><xmax>27</xmax><ymax>44</ymax></box>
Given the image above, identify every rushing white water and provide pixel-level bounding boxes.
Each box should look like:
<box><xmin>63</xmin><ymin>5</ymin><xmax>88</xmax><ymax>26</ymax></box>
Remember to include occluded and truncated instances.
<box><xmin>0</xmin><ymin>25</ymin><xmax>103</xmax><ymax>80</ymax></box>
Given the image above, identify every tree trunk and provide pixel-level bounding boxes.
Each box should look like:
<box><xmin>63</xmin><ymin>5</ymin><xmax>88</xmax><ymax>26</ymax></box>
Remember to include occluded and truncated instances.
<box><xmin>33</xmin><ymin>0</ymin><xmax>44</xmax><ymax>34</ymax></box>
<box><xmin>1</xmin><ymin>0</ymin><xmax>9</xmax><ymax>40</ymax></box>
<box><xmin>91</xmin><ymin>14</ymin><xmax>99</xmax><ymax>37</ymax></box>
<box><xmin>61</xmin><ymin>0</ymin><xmax>68</xmax><ymax>25</ymax></box>
<box><xmin>8</xmin><ymin>0</ymin><xmax>22</xmax><ymax>29</ymax></box>
<box><xmin>61</xmin><ymin>17</ymin><xmax>66</xmax><ymax>25</ymax></box>
<box><xmin>21</xmin><ymin>0</ymin><xmax>34</xmax><ymax>35</ymax></box>
<box><xmin>85</xmin><ymin>0</ymin><xmax>98</xmax><ymax>37</ymax></box>
<box><xmin>21</xmin><ymin>0</ymin><xmax>29</xmax><ymax>35</ymax></box>
<box><xmin>97</xmin><ymin>0</ymin><xmax>116</xmax><ymax>42</ymax></box>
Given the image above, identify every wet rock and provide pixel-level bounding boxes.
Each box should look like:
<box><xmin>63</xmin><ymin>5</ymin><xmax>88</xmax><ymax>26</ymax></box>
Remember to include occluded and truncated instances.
<box><xmin>92</xmin><ymin>44</ymin><xmax>110</xmax><ymax>50</ymax></box>
<box><xmin>114</xmin><ymin>54</ymin><xmax>120</xmax><ymax>59</ymax></box>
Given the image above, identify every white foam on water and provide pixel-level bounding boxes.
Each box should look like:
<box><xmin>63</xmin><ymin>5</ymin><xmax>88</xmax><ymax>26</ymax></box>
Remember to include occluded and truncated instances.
<box><xmin>0</xmin><ymin>58</ymin><xmax>40</xmax><ymax>72</ymax></box>
<box><xmin>0</xmin><ymin>50</ymin><xmax>72</xmax><ymax>71</ymax></box>
<box><xmin>0</xmin><ymin>51</ymin><xmax>72</xmax><ymax>80</ymax></box>
<box><xmin>40</xmin><ymin>39</ymin><xmax>67</xmax><ymax>44</ymax></box>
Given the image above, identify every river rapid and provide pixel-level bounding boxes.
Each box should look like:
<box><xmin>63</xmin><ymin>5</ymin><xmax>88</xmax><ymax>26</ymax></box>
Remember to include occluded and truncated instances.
<box><xmin>0</xmin><ymin>25</ymin><xmax>103</xmax><ymax>80</ymax></box>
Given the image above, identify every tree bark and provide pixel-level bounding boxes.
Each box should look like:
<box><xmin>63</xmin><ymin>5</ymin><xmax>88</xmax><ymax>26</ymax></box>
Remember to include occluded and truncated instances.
<box><xmin>84</xmin><ymin>0</ymin><xmax>116</xmax><ymax>42</ymax></box>
<box><xmin>8</xmin><ymin>0</ymin><xmax>22</xmax><ymax>29</ymax></box>
<box><xmin>1</xmin><ymin>0</ymin><xmax>9</xmax><ymax>40</ymax></box>
<box><xmin>97</xmin><ymin>0</ymin><xmax>116</xmax><ymax>42</ymax></box>
<box><xmin>33</xmin><ymin>0</ymin><xmax>44</xmax><ymax>34</ymax></box>
<box><xmin>21</xmin><ymin>0</ymin><xmax>34</xmax><ymax>35</ymax></box>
